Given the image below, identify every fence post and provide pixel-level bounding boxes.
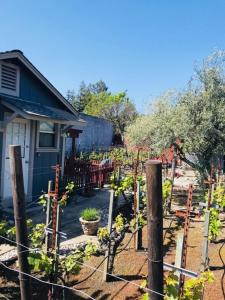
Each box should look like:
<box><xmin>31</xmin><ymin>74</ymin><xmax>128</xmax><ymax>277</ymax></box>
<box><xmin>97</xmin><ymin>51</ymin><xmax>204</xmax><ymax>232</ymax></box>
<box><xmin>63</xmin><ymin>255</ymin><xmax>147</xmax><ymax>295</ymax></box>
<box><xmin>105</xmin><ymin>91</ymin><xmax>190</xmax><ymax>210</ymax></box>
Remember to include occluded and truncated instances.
<box><xmin>103</xmin><ymin>190</ymin><xmax>114</xmax><ymax>282</ymax></box>
<box><xmin>145</xmin><ymin>160</ymin><xmax>164</xmax><ymax>300</ymax></box>
<box><xmin>9</xmin><ymin>145</ymin><xmax>32</xmax><ymax>300</ymax></box>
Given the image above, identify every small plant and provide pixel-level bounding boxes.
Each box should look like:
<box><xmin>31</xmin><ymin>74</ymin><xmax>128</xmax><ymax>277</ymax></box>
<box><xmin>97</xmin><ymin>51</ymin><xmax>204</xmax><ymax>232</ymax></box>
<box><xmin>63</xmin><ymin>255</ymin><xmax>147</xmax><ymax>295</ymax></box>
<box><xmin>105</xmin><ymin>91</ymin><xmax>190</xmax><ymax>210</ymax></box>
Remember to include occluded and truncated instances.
<box><xmin>162</xmin><ymin>179</ymin><xmax>172</xmax><ymax>204</ymax></box>
<box><xmin>7</xmin><ymin>219</ymin><xmax>33</xmax><ymax>241</ymax></box>
<box><xmin>28</xmin><ymin>251</ymin><xmax>53</xmax><ymax>275</ymax></box>
<box><xmin>110</xmin><ymin>173</ymin><xmax>134</xmax><ymax>197</ymax></box>
<box><xmin>38</xmin><ymin>181</ymin><xmax>76</xmax><ymax>209</ymax></box>
<box><xmin>113</xmin><ymin>214</ymin><xmax>126</xmax><ymax>232</ymax></box>
<box><xmin>204</xmin><ymin>183</ymin><xmax>225</xmax><ymax>241</ymax></box>
<box><xmin>0</xmin><ymin>220</ymin><xmax>9</xmax><ymax>237</ymax></box>
<box><xmin>80</xmin><ymin>208</ymin><xmax>100</xmax><ymax>221</ymax></box>
<box><xmin>29</xmin><ymin>223</ymin><xmax>45</xmax><ymax>248</ymax></box>
<box><xmin>208</xmin><ymin>208</ymin><xmax>222</xmax><ymax>241</ymax></box>
<box><xmin>98</xmin><ymin>227</ymin><xmax>109</xmax><ymax>242</ymax></box>
<box><xmin>141</xmin><ymin>270</ymin><xmax>214</xmax><ymax>300</ymax></box>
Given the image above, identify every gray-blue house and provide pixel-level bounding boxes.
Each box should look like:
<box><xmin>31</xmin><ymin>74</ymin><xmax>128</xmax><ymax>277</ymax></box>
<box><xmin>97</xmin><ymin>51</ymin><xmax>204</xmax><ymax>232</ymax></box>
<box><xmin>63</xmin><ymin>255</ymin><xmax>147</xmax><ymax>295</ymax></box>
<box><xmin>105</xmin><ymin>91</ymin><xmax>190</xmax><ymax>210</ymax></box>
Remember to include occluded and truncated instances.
<box><xmin>65</xmin><ymin>113</ymin><xmax>113</xmax><ymax>154</ymax></box>
<box><xmin>0</xmin><ymin>50</ymin><xmax>85</xmax><ymax>208</ymax></box>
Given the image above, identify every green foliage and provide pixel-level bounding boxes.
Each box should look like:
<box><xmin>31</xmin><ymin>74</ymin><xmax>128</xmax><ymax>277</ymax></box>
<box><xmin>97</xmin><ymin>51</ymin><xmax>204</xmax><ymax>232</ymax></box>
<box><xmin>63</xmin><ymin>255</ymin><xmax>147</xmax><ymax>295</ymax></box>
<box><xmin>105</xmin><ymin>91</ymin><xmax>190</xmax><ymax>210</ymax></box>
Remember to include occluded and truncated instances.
<box><xmin>212</xmin><ymin>185</ymin><xmax>225</xmax><ymax>208</ymax></box>
<box><xmin>113</xmin><ymin>214</ymin><xmax>126</xmax><ymax>232</ymax></box>
<box><xmin>7</xmin><ymin>219</ymin><xmax>33</xmax><ymax>241</ymax></box>
<box><xmin>164</xmin><ymin>272</ymin><xmax>179</xmax><ymax>299</ymax></box>
<box><xmin>28</xmin><ymin>251</ymin><xmax>53</xmax><ymax>275</ymax></box>
<box><xmin>61</xmin><ymin>242</ymin><xmax>97</xmax><ymax>276</ymax></box>
<box><xmin>205</xmin><ymin>184</ymin><xmax>225</xmax><ymax>241</ymax></box>
<box><xmin>68</xmin><ymin>81</ymin><xmax>137</xmax><ymax>136</ymax></box>
<box><xmin>110</xmin><ymin>173</ymin><xmax>134</xmax><ymax>197</ymax></box>
<box><xmin>89</xmin><ymin>151</ymin><xmax>105</xmax><ymax>161</ymax></box>
<box><xmin>182</xmin><ymin>270</ymin><xmax>214</xmax><ymax>300</ymax></box>
<box><xmin>65</xmin><ymin>181</ymin><xmax>76</xmax><ymax>195</ymax></box>
<box><xmin>129</xmin><ymin>212</ymin><xmax>147</xmax><ymax>229</ymax></box>
<box><xmin>162</xmin><ymin>179</ymin><xmax>172</xmax><ymax>204</ymax></box>
<box><xmin>97</xmin><ymin>227</ymin><xmax>109</xmax><ymax>241</ymax></box>
<box><xmin>126</xmin><ymin>51</ymin><xmax>225</xmax><ymax>179</ymax></box>
<box><xmin>109</xmin><ymin>148</ymin><xmax>127</xmax><ymax>163</ymax></box>
<box><xmin>142</xmin><ymin>271</ymin><xmax>214</xmax><ymax>300</ymax></box>
<box><xmin>208</xmin><ymin>208</ymin><xmax>222</xmax><ymax>240</ymax></box>
<box><xmin>0</xmin><ymin>220</ymin><xmax>9</xmax><ymax>237</ymax></box>
<box><xmin>60</xmin><ymin>250</ymin><xmax>83</xmax><ymax>275</ymax></box>
<box><xmin>84</xmin><ymin>242</ymin><xmax>98</xmax><ymax>258</ymax></box>
<box><xmin>84</xmin><ymin>91</ymin><xmax>137</xmax><ymax>136</ymax></box>
<box><xmin>29</xmin><ymin>223</ymin><xmax>45</xmax><ymax>248</ymax></box>
<box><xmin>38</xmin><ymin>194</ymin><xmax>48</xmax><ymax>208</ymax></box>
<box><xmin>80</xmin><ymin>208</ymin><xmax>100</xmax><ymax>221</ymax></box>
<box><xmin>38</xmin><ymin>181</ymin><xmax>76</xmax><ymax>209</ymax></box>
<box><xmin>67</xmin><ymin>80</ymin><xmax>108</xmax><ymax>112</ymax></box>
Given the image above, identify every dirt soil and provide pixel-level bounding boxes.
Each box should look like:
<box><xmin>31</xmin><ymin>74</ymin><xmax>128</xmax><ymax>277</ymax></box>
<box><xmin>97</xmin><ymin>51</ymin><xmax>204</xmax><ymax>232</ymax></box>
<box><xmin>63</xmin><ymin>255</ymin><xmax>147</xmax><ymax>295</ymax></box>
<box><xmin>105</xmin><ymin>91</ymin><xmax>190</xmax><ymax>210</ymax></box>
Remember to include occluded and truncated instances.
<box><xmin>0</xmin><ymin>216</ymin><xmax>224</xmax><ymax>300</ymax></box>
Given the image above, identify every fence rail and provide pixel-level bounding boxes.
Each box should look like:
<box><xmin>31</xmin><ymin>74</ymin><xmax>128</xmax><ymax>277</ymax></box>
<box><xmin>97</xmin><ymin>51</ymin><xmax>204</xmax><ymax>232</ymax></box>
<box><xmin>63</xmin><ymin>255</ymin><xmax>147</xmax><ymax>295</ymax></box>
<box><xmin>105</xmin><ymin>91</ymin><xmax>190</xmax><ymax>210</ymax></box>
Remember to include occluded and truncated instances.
<box><xmin>63</xmin><ymin>157</ymin><xmax>114</xmax><ymax>190</ymax></box>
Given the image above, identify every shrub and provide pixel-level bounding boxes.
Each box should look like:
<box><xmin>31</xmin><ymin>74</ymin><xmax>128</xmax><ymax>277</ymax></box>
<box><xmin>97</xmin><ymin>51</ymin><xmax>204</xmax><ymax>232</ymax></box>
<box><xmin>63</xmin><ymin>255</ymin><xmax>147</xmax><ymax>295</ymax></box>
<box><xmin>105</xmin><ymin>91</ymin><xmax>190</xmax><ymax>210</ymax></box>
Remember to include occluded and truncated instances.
<box><xmin>81</xmin><ymin>208</ymin><xmax>100</xmax><ymax>221</ymax></box>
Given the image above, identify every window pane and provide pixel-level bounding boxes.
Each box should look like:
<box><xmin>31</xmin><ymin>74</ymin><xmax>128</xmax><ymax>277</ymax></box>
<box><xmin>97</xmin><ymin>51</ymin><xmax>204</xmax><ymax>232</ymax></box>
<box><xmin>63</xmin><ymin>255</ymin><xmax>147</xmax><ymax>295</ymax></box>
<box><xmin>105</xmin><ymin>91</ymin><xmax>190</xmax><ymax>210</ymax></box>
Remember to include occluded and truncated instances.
<box><xmin>39</xmin><ymin>133</ymin><xmax>55</xmax><ymax>147</ymax></box>
<box><xmin>40</xmin><ymin>122</ymin><xmax>54</xmax><ymax>133</ymax></box>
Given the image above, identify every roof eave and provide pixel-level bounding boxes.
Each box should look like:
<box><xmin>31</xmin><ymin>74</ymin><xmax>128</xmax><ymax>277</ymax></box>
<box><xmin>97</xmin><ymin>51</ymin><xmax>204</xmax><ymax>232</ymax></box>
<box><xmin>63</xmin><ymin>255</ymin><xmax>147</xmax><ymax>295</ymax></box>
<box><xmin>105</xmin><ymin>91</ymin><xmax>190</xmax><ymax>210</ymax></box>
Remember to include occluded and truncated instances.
<box><xmin>1</xmin><ymin>98</ymin><xmax>86</xmax><ymax>127</ymax></box>
<box><xmin>0</xmin><ymin>51</ymin><xmax>79</xmax><ymax>118</ymax></box>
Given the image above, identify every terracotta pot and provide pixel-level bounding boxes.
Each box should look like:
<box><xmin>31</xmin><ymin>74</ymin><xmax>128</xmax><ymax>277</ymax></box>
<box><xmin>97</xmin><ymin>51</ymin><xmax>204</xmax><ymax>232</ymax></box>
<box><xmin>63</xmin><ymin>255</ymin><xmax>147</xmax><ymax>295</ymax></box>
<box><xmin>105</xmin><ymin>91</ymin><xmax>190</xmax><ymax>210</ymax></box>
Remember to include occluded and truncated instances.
<box><xmin>79</xmin><ymin>217</ymin><xmax>100</xmax><ymax>235</ymax></box>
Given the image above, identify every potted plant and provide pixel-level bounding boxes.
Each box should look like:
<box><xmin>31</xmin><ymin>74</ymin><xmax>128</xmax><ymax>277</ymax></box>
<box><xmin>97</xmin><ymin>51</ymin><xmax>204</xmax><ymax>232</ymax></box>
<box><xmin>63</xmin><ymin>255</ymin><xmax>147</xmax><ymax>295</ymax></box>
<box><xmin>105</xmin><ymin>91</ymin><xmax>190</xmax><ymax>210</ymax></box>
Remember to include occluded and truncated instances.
<box><xmin>79</xmin><ymin>208</ymin><xmax>101</xmax><ymax>235</ymax></box>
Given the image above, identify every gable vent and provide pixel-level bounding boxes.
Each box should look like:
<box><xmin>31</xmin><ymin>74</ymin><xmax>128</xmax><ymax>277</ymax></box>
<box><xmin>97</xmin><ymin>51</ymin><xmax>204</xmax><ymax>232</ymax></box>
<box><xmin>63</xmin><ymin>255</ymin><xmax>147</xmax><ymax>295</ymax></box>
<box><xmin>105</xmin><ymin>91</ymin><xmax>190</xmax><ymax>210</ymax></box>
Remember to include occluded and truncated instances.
<box><xmin>1</xmin><ymin>64</ymin><xmax>17</xmax><ymax>91</ymax></box>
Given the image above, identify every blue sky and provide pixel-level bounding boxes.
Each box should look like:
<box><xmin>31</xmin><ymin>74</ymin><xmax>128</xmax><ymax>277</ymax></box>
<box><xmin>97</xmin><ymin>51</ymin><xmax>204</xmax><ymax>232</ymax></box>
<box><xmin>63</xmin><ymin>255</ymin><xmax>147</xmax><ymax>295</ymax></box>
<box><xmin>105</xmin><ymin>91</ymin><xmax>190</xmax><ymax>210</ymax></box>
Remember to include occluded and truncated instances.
<box><xmin>1</xmin><ymin>1</ymin><xmax>225</xmax><ymax>112</ymax></box>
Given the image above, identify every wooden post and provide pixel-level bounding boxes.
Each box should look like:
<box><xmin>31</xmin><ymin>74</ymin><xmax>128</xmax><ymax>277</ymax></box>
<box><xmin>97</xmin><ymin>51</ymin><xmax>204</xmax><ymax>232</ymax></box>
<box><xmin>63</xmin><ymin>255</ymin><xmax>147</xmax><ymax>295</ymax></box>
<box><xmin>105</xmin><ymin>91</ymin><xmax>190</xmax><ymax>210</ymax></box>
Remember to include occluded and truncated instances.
<box><xmin>71</xmin><ymin>137</ymin><xmax>76</xmax><ymax>157</ymax></box>
<box><xmin>103</xmin><ymin>190</ymin><xmax>114</xmax><ymax>282</ymax></box>
<box><xmin>201</xmin><ymin>210</ymin><xmax>210</xmax><ymax>272</ymax></box>
<box><xmin>9</xmin><ymin>145</ymin><xmax>32</xmax><ymax>300</ymax></box>
<box><xmin>145</xmin><ymin>160</ymin><xmax>164</xmax><ymax>300</ymax></box>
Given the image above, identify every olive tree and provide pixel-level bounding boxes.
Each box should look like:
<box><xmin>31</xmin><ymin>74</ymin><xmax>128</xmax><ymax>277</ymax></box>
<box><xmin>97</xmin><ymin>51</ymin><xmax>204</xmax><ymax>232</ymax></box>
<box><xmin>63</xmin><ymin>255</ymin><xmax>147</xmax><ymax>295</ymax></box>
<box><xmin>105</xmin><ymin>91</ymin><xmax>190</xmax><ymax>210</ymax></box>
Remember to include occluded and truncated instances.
<box><xmin>126</xmin><ymin>51</ymin><xmax>225</xmax><ymax>180</ymax></box>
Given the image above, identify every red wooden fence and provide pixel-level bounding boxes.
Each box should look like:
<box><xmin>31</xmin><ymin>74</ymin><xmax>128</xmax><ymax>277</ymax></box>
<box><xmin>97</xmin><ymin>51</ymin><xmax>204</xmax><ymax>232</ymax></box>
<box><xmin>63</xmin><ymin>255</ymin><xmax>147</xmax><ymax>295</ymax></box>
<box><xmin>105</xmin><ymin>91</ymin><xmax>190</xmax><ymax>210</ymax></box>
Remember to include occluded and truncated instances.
<box><xmin>63</xmin><ymin>157</ymin><xmax>114</xmax><ymax>190</ymax></box>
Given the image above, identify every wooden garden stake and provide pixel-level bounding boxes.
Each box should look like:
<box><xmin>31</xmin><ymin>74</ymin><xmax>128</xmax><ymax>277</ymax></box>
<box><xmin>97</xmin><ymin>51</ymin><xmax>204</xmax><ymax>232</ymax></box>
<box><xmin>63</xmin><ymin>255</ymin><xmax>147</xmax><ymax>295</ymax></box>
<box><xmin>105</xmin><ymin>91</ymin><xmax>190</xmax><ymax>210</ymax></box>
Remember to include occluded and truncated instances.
<box><xmin>174</xmin><ymin>232</ymin><xmax>184</xmax><ymax>278</ymax></box>
<box><xmin>201</xmin><ymin>210</ymin><xmax>210</xmax><ymax>272</ymax></box>
<box><xmin>135</xmin><ymin>180</ymin><xmax>142</xmax><ymax>250</ymax></box>
<box><xmin>9</xmin><ymin>145</ymin><xmax>32</xmax><ymax>300</ymax></box>
<box><xmin>168</xmin><ymin>151</ymin><xmax>176</xmax><ymax>211</ymax></box>
<box><xmin>179</xmin><ymin>184</ymin><xmax>193</xmax><ymax>295</ymax></box>
<box><xmin>45</xmin><ymin>181</ymin><xmax>53</xmax><ymax>253</ymax></box>
<box><xmin>145</xmin><ymin>160</ymin><xmax>164</xmax><ymax>300</ymax></box>
<box><xmin>103</xmin><ymin>190</ymin><xmax>114</xmax><ymax>282</ymax></box>
<box><xmin>133</xmin><ymin>148</ymin><xmax>140</xmax><ymax>247</ymax></box>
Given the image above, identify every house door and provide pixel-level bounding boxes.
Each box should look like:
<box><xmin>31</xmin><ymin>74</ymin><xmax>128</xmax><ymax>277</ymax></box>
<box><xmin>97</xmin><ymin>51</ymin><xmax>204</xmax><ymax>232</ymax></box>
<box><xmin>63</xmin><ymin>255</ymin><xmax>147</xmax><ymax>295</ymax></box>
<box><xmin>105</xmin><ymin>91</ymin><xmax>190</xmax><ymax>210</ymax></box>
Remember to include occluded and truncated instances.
<box><xmin>3</xmin><ymin>119</ymin><xmax>30</xmax><ymax>204</ymax></box>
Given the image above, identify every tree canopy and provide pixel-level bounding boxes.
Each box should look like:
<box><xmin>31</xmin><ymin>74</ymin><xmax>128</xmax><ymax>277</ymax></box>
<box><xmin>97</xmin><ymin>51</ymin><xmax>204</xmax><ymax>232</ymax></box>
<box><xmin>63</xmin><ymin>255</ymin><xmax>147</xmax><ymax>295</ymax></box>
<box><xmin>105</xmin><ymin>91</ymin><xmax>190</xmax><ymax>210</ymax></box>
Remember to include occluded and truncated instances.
<box><xmin>67</xmin><ymin>81</ymin><xmax>137</xmax><ymax>138</ymax></box>
<box><xmin>125</xmin><ymin>51</ymin><xmax>225</xmax><ymax>179</ymax></box>
<box><xmin>67</xmin><ymin>80</ymin><xmax>108</xmax><ymax>112</ymax></box>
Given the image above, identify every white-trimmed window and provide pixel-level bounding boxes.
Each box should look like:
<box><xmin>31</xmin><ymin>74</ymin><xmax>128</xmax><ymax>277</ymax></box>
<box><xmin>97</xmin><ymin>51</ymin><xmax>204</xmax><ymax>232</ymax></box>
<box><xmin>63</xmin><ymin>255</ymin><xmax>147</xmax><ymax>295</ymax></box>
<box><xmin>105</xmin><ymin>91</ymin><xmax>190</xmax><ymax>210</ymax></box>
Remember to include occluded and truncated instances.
<box><xmin>0</xmin><ymin>62</ymin><xmax>20</xmax><ymax>96</ymax></box>
<box><xmin>36</xmin><ymin>121</ymin><xmax>60</xmax><ymax>151</ymax></box>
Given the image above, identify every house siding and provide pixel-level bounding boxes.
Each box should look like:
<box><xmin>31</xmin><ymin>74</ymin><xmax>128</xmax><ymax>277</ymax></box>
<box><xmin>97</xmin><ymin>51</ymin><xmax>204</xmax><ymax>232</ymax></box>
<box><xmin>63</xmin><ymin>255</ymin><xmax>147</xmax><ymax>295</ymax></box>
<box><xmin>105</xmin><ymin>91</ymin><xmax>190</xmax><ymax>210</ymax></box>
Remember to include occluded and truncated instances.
<box><xmin>0</xmin><ymin>132</ymin><xmax>3</xmax><ymax>205</ymax></box>
<box><xmin>66</xmin><ymin>114</ymin><xmax>113</xmax><ymax>154</ymax></box>
<box><xmin>19</xmin><ymin>65</ymin><xmax>67</xmax><ymax>110</ymax></box>
<box><xmin>32</xmin><ymin>135</ymin><xmax>63</xmax><ymax>197</ymax></box>
<box><xmin>0</xmin><ymin>59</ymin><xmax>69</xmax><ymax>204</ymax></box>
<box><xmin>0</xmin><ymin>101</ymin><xmax>13</xmax><ymax>206</ymax></box>
<box><xmin>32</xmin><ymin>152</ymin><xmax>59</xmax><ymax>197</ymax></box>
